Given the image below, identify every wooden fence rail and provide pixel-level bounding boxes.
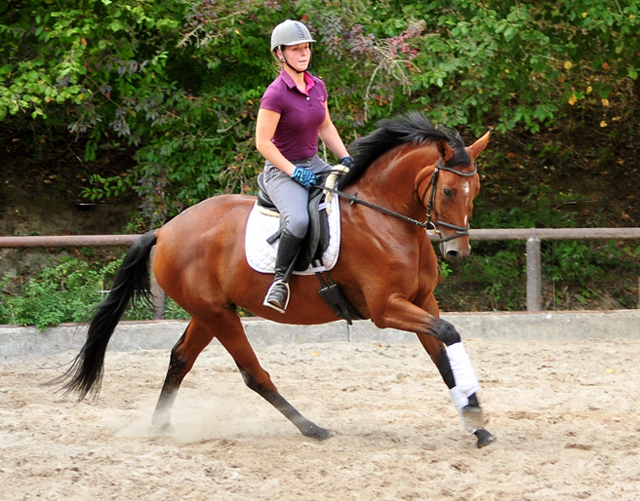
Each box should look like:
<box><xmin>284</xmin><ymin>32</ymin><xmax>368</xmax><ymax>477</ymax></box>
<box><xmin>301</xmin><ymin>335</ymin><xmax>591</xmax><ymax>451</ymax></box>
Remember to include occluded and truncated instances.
<box><xmin>2</xmin><ymin>228</ymin><xmax>640</xmax><ymax>313</ymax></box>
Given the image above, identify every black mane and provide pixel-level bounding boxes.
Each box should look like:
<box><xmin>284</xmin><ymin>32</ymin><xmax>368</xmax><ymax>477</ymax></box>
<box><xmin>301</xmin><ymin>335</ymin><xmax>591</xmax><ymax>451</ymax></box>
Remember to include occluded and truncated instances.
<box><xmin>338</xmin><ymin>112</ymin><xmax>470</xmax><ymax>188</ymax></box>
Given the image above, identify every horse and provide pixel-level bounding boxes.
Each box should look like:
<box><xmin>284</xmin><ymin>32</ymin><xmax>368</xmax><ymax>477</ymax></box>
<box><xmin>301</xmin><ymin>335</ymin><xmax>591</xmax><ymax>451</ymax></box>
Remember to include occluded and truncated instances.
<box><xmin>57</xmin><ymin>112</ymin><xmax>495</xmax><ymax>448</ymax></box>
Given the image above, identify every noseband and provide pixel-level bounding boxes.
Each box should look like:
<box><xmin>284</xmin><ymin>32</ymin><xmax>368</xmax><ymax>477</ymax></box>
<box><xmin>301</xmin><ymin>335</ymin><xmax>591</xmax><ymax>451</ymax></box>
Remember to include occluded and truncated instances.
<box><xmin>420</xmin><ymin>159</ymin><xmax>478</xmax><ymax>243</ymax></box>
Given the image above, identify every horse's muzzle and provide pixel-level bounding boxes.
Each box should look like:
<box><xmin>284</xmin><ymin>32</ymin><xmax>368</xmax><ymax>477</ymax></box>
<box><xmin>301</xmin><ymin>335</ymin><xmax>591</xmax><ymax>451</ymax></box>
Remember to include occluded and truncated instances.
<box><xmin>440</xmin><ymin>239</ymin><xmax>471</xmax><ymax>262</ymax></box>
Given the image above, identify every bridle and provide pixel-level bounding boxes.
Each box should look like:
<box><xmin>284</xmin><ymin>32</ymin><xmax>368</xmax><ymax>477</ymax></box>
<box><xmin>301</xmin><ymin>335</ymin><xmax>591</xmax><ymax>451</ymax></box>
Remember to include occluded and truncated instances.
<box><xmin>419</xmin><ymin>158</ymin><xmax>478</xmax><ymax>242</ymax></box>
<box><xmin>314</xmin><ymin>158</ymin><xmax>478</xmax><ymax>243</ymax></box>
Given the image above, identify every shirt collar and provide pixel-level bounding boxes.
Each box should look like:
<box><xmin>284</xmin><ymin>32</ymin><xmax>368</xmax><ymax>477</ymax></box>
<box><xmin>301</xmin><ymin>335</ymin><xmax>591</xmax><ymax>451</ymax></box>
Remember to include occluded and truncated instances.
<box><xmin>279</xmin><ymin>68</ymin><xmax>315</xmax><ymax>95</ymax></box>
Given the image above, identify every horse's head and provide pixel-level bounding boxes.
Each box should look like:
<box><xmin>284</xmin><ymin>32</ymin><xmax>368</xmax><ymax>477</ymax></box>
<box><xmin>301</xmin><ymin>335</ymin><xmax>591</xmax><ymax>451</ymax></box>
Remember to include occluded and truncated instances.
<box><xmin>346</xmin><ymin>113</ymin><xmax>491</xmax><ymax>262</ymax></box>
<box><xmin>418</xmin><ymin>129</ymin><xmax>491</xmax><ymax>262</ymax></box>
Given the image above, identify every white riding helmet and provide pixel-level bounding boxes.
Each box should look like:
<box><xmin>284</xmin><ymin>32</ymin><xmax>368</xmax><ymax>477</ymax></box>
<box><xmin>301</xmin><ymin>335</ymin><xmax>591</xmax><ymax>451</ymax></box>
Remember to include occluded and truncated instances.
<box><xmin>270</xmin><ymin>20</ymin><xmax>315</xmax><ymax>52</ymax></box>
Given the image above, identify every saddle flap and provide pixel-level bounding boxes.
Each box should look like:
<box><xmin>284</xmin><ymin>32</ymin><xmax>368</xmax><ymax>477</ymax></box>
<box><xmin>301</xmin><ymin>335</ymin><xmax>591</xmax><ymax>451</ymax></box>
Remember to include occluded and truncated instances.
<box><xmin>294</xmin><ymin>181</ymin><xmax>330</xmax><ymax>271</ymax></box>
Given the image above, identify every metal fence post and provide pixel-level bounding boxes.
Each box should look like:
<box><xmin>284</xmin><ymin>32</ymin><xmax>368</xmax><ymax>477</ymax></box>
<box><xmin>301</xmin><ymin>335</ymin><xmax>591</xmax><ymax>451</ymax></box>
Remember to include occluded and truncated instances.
<box><xmin>526</xmin><ymin>237</ymin><xmax>542</xmax><ymax>311</ymax></box>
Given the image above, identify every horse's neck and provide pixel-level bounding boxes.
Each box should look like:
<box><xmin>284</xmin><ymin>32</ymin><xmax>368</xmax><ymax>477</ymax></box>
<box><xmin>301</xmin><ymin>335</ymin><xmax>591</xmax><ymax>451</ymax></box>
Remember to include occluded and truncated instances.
<box><xmin>355</xmin><ymin>144</ymin><xmax>439</xmax><ymax>215</ymax></box>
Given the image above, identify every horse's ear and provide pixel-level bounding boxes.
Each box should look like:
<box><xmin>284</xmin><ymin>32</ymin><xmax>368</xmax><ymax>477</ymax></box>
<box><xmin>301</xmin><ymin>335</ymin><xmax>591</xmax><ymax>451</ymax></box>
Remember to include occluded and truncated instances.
<box><xmin>467</xmin><ymin>129</ymin><xmax>492</xmax><ymax>160</ymax></box>
<box><xmin>436</xmin><ymin>138</ymin><xmax>454</xmax><ymax>162</ymax></box>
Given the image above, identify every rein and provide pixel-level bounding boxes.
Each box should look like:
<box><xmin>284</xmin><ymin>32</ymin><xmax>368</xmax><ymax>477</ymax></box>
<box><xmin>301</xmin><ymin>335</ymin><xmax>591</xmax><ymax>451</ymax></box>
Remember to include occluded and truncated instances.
<box><xmin>317</xmin><ymin>184</ymin><xmax>430</xmax><ymax>230</ymax></box>
<box><xmin>315</xmin><ymin>158</ymin><xmax>477</xmax><ymax>243</ymax></box>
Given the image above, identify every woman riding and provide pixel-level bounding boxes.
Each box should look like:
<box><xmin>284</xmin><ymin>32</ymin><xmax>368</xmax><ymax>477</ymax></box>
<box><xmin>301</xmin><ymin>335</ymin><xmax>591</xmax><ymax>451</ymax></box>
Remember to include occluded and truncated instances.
<box><xmin>256</xmin><ymin>19</ymin><xmax>354</xmax><ymax>313</ymax></box>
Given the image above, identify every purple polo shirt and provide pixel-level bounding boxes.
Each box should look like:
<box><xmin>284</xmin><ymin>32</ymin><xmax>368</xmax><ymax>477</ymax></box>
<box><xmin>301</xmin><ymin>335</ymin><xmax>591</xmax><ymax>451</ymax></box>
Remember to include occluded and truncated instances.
<box><xmin>260</xmin><ymin>69</ymin><xmax>327</xmax><ymax>160</ymax></box>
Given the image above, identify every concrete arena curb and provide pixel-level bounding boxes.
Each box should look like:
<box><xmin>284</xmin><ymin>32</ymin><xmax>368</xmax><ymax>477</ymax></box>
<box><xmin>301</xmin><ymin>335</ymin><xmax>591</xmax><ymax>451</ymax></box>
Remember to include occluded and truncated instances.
<box><xmin>1</xmin><ymin>309</ymin><xmax>640</xmax><ymax>359</ymax></box>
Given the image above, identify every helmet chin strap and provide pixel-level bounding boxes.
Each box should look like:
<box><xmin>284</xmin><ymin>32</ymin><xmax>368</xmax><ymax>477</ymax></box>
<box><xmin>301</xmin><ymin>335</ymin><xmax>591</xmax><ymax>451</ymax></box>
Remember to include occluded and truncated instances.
<box><xmin>279</xmin><ymin>46</ymin><xmax>311</xmax><ymax>74</ymax></box>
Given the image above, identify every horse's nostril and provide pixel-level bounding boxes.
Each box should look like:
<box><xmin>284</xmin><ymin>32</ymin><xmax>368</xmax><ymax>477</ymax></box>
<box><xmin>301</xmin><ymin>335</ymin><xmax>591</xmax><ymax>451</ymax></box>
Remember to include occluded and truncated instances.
<box><xmin>446</xmin><ymin>250</ymin><xmax>461</xmax><ymax>262</ymax></box>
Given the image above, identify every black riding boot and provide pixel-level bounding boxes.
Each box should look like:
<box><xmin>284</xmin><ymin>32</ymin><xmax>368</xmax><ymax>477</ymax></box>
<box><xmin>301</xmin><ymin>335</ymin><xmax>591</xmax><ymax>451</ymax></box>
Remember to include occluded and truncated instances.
<box><xmin>263</xmin><ymin>229</ymin><xmax>304</xmax><ymax>313</ymax></box>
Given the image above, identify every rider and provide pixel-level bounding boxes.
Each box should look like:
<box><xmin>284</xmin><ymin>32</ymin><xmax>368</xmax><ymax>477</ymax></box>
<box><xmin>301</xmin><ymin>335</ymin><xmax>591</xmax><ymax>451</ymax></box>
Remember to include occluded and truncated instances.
<box><xmin>256</xmin><ymin>19</ymin><xmax>354</xmax><ymax>313</ymax></box>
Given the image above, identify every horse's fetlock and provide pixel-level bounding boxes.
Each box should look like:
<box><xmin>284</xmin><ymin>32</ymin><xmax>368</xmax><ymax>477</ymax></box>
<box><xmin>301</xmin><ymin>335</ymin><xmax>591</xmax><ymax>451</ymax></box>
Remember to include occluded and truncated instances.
<box><xmin>169</xmin><ymin>353</ymin><xmax>188</xmax><ymax>374</ymax></box>
<box><xmin>237</xmin><ymin>364</ymin><xmax>261</xmax><ymax>392</ymax></box>
<box><xmin>436</xmin><ymin>320</ymin><xmax>461</xmax><ymax>345</ymax></box>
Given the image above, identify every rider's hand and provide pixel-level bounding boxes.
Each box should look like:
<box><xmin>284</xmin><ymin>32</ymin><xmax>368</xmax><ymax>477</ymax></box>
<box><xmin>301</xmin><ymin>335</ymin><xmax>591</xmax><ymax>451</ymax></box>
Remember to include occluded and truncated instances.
<box><xmin>339</xmin><ymin>155</ymin><xmax>355</xmax><ymax>170</ymax></box>
<box><xmin>291</xmin><ymin>166</ymin><xmax>316</xmax><ymax>188</ymax></box>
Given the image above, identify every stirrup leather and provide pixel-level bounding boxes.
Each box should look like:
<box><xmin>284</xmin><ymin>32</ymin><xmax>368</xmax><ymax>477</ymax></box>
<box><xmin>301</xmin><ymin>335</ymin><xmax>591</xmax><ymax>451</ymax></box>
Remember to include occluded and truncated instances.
<box><xmin>263</xmin><ymin>280</ymin><xmax>291</xmax><ymax>314</ymax></box>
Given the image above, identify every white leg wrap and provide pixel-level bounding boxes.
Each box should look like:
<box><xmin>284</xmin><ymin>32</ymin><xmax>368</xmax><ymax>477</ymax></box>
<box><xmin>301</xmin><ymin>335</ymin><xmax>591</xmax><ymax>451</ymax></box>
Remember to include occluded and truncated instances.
<box><xmin>448</xmin><ymin>386</ymin><xmax>468</xmax><ymax>410</ymax></box>
<box><xmin>457</xmin><ymin>406</ymin><xmax>477</xmax><ymax>433</ymax></box>
<box><xmin>446</xmin><ymin>342</ymin><xmax>480</xmax><ymax>398</ymax></box>
<box><xmin>449</xmin><ymin>387</ymin><xmax>477</xmax><ymax>433</ymax></box>
<box><xmin>446</xmin><ymin>342</ymin><xmax>481</xmax><ymax>433</ymax></box>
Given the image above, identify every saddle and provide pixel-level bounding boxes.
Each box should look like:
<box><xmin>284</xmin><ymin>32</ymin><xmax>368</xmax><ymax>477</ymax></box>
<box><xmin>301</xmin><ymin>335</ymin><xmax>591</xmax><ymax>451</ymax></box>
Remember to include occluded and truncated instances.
<box><xmin>257</xmin><ymin>172</ymin><xmax>330</xmax><ymax>272</ymax></box>
<box><xmin>255</xmin><ymin>171</ymin><xmax>363</xmax><ymax>324</ymax></box>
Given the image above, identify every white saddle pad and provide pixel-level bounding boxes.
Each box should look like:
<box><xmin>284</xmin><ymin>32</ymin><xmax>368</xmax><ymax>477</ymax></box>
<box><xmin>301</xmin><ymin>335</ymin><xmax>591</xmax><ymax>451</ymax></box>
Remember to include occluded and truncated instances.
<box><xmin>245</xmin><ymin>196</ymin><xmax>341</xmax><ymax>275</ymax></box>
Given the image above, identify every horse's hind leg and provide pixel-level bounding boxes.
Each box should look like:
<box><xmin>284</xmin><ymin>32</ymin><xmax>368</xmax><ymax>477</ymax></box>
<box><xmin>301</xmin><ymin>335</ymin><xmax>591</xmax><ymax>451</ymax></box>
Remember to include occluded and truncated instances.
<box><xmin>215</xmin><ymin>313</ymin><xmax>334</xmax><ymax>441</ymax></box>
<box><xmin>153</xmin><ymin>318</ymin><xmax>214</xmax><ymax>430</ymax></box>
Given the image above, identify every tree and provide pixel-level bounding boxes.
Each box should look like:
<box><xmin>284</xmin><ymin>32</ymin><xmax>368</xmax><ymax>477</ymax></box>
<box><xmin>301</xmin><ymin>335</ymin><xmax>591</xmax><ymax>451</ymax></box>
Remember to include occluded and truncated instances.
<box><xmin>2</xmin><ymin>0</ymin><xmax>638</xmax><ymax>225</ymax></box>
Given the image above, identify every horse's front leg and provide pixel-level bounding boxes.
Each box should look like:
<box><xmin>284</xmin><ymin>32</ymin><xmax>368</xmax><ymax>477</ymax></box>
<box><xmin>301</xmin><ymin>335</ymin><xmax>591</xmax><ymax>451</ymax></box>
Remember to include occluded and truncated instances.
<box><xmin>372</xmin><ymin>293</ymin><xmax>496</xmax><ymax>448</ymax></box>
<box><xmin>418</xmin><ymin>333</ymin><xmax>495</xmax><ymax>448</ymax></box>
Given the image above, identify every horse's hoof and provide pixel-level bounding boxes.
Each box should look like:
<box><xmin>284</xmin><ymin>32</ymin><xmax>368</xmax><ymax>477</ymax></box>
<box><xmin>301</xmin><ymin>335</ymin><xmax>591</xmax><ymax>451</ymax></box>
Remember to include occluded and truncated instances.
<box><xmin>152</xmin><ymin>421</ymin><xmax>175</xmax><ymax>435</ymax></box>
<box><xmin>161</xmin><ymin>423</ymin><xmax>176</xmax><ymax>435</ymax></box>
<box><xmin>462</xmin><ymin>404</ymin><xmax>485</xmax><ymax>430</ymax></box>
<box><xmin>302</xmin><ymin>423</ymin><xmax>336</xmax><ymax>441</ymax></box>
<box><xmin>152</xmin><ymin>413</ymin><xmax>173</xmax><ymax>434</ymax></box>
<box><xmin>474</xmin><ymin>429</ymin><xmax>496</xmax><ymax>448</ymax></box>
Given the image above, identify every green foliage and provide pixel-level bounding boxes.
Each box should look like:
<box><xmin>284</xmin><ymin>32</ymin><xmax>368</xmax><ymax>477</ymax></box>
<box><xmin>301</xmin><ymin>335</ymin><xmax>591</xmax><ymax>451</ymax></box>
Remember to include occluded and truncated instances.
<box><xmin>0</xmin><ymin>257</ymin><xmax>115</xmax><ymax>329</ymax></box>
<box><xmin>2</xmin><ymin>0</ymin><xmax>418</xmax><ymax>223</ymax></box>
<box><xmin>437</xmin><ymin>237</ymin><xmax>640</xmax><ymax>312</ymax></box>
<box><xmin>2</xmin><ymin>1</ymin><xmax>639</xmax><ymax>314</ymax></box>
<box><xmin>3</xmin><ymin>0</ymin><xmax>638</xmax><ymax>222</ymax></box>
<box><xmin>543</xmin><ymin>240</ymin><xmax>640</xmax><ymax>307</ymax></box>
<box><xmin>441</xmin><ymin>245</ymin><xmax>526</xmax><ymax>311</ymax></box>
<box><xmin>0</xmin><ymin>256</ymin><xmax>189</xmax><ymax>329</ymax></box>
<box><xmin>474</xmin><ymin>249</ymin><xmax>525</xmax><ymax>310</ymax></box>
<box><xmin>406</xmin><ymin>0</ymin><xmax>640</xmax><ymax>133</ymax></box>
<box><xmin>81</xmin><ymin>172</ymin><xmax>133</xmax><ymax>201</ymax></box>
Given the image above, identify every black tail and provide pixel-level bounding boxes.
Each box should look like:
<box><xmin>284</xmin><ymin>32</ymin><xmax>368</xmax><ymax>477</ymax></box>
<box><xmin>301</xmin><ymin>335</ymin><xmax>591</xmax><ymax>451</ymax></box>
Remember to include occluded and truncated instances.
<box><xmin>58</xmin><ymin>230</ymin><xmax>158</xmax><ymax>400</ymax></box>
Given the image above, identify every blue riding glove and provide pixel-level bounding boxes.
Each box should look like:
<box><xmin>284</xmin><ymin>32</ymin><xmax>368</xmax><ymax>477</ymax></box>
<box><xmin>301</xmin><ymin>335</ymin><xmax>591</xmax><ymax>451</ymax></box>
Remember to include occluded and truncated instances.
<box><xmin>340</xmin><ymin>156</ymin><xmax>355</xmax><ymax>169</ymax></box>
<box><xmin>291</xmin><ymin>166</ymin><xmax>317</xmax><ymax>188</ymax></box>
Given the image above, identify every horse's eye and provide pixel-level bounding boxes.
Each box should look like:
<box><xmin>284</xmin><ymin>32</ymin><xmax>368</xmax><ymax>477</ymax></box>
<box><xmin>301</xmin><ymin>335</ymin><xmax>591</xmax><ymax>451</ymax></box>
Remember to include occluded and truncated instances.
<box><xmin>443</xmin><ymin>188</ymin><xmax>453</xmax><ymax>198</ymax></box>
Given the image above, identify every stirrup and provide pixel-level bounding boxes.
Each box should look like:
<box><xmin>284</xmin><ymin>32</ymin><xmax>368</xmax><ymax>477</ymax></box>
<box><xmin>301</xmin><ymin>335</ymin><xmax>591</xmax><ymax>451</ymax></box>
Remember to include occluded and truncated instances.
<box><xmin>263</xmin><ymin>280</ymin><xmax>291</xmax><ymax>314</ymax></box>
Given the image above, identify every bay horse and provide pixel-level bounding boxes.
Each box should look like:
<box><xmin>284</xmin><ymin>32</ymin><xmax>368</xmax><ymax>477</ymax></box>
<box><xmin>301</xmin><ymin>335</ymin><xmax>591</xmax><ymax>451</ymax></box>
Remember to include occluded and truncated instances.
<box><xmin>58</xmin><ymin>113</ymin><xmax>495</xmax><ymax>448</ymax></box>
